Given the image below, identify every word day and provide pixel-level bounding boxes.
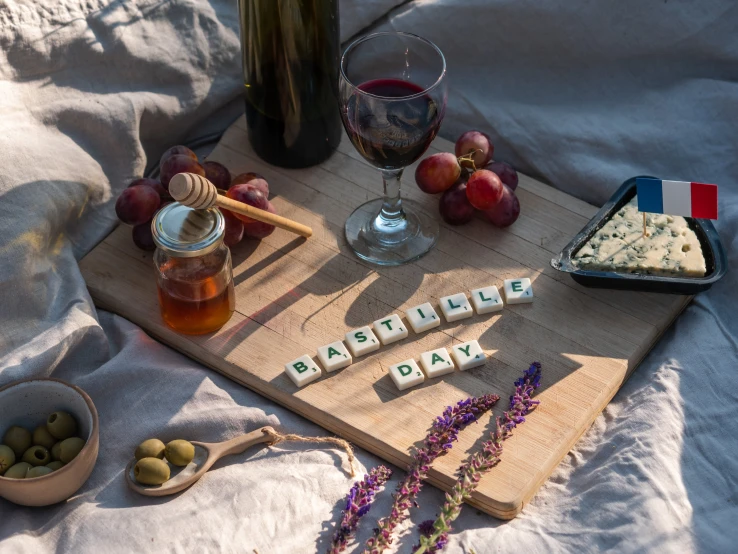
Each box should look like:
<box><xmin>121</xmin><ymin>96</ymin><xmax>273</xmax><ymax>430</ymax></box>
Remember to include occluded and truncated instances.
<box><xmin>284</xmin><ymin>278</ymin><xmax>534</xmax><ymax>390</ymax></box>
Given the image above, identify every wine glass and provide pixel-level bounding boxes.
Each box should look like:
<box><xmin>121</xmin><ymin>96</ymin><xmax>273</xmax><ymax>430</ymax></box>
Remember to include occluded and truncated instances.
<box><xmin>339</xmin><ymin>32</ymin><xmax>447</xmax><ymax>266</ymax></box>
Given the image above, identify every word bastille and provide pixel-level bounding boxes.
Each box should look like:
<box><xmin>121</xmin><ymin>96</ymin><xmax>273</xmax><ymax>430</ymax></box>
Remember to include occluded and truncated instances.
<box><xmin>284</xmin><ymin>278</ymin><xmax>533</xmax><ymax>391</ymax></box>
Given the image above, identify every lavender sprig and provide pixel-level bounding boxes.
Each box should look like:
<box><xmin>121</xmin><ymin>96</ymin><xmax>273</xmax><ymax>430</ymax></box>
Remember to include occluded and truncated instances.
<box><xmin>415</xmin><ymin>362</ymin><xmax>542</xmax><ymax>553</ymax></box>
<box><xmin>364</xmin><ymin>394</ymin><xmax>500</xmax><ymax>554</ymax></box>
<box><xmin>328</xmin><ymin>465</ymin><xmax>393</xmax><ymax>554</ymax></box>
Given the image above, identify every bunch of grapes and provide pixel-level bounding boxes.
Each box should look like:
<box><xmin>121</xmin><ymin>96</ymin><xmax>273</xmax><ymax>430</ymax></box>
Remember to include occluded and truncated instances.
<box><xmin>114</xmin><ymin>145</ymin><xmax>277</xmax><ymax>251</ymax></box>
<box><xmin>414</xmin><ymin>130</ymin><xmax>521</xmax><ymax>228</ymax></box>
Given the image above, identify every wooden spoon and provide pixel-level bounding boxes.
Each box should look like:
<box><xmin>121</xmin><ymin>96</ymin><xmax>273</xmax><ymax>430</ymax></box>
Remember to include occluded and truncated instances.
<box><xmin>126</xmin><ymin>426</ymin><xmax>278</xmax><ymax>497</ymax></box>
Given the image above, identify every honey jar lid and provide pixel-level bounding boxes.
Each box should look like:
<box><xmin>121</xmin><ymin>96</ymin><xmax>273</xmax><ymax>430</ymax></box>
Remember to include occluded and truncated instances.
<box><xmin>152</xmin><ymin>202</ymin><xmax>225</xmax><ymax>257</ymax></box>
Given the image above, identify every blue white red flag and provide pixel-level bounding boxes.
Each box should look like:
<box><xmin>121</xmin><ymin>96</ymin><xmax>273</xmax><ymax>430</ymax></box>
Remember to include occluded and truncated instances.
<box><xmin>636</xmin><ymin>178</ymin><xmax>718</xmax><ymax>220</ymax></box>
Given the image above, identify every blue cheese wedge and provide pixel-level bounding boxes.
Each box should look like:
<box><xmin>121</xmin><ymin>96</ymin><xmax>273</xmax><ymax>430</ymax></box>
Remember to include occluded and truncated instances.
<box><xmin>573</xmin><ymin>197</ymin><xmax>706</xmax><ymax>277</ymax></box>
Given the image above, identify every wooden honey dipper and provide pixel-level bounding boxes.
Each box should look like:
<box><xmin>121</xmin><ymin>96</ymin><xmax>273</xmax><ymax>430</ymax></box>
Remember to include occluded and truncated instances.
<box><xmin>169</xmin><ymin>172</ymin><xmax>313</xmax><ymax>238</ymax></box>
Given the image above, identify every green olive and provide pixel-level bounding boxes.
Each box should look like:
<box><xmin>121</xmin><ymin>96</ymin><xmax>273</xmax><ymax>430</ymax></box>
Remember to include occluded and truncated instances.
<box><xmin>59</xmin><ymin>437</ymin><xmax>86</xmax><ymax>463</ymax></box>
<box><xmin>135</xmin><ymin>439</ymin><xmax>166</xmax><ymax>461</ymax></box>
<box><xmin>164</xmin><ymin>439</ymin><xmax>195</xmax><ymax>467</ymax></box>
<box><xmin>27</xmin><ymin>466</ymin><xmax>53</xmax><ymax>478</ymax></box>
<box><xmin>51</xmin><ymin>441</ymin><xmax>63</xmax><ymax>461</ymax></box>
<box><xmin>3</xmin><ymin>426</ymin><xmax>32</xmax><ymax>457</ymax></box>
<box><xmin>3</xmin><ymin>462</ymin><xmax>31</xmax><ymax>479</ymax></box>
<box><xmin>32</xmin><ymin>425</ymin><xmax>57</xmax><ymax>450</ymax></box>
<box><xmin>47</xmin><ymin>411</ymin><xmax>77</xmax><ymax>440</ymax></box>
<box><xmin>134</xmin><ymin>457</ymin><xmax>170</xmax><ymax>486</ymax></box>
<box><xmin>0</xmin><ymin>445</ymin><xmax>16</xmax><ymax>475</ymax></box>
<box><xmin>22</xmin><ymin>445</ymin><xmax>51</xmax><ymax>466</ymax></box>
<box><xmin>46</xmin><ymin>461</ymin><xmax>65</xmax><ymax>471</ymax></box>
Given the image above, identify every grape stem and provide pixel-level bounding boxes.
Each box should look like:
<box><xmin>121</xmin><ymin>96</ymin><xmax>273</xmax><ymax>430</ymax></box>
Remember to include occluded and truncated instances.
<box><xmin>456</xmin><ymin>149</ymin><xmax>483</xmax><ymax>172</ymax></box>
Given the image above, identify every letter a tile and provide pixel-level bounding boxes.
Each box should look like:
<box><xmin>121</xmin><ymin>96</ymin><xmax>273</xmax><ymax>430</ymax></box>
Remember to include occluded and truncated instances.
<box><xmin>317</xmin><ymin>341</ymin><xmax>352</xmax><ymax>372</ymax></box>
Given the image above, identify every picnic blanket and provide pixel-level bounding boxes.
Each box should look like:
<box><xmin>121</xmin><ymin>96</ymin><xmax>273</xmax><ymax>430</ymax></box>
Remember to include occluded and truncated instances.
<box><xmin>1</xmin><ymin>0</ymin><xmax>737</xmax><ymax>552</ymax></box>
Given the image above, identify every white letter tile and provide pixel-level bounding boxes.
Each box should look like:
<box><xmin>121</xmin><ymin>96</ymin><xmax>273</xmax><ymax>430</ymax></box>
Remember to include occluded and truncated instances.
<box><xmin>419</xmin><ymin>348</ymin><xmax>455</xmax><ymax>378</ymax></box>
<box><xmin>316</xmin><ymin>341</ymin><xmax>352</xmax><ymax>372</ymax></box>
<box><xmin>285</xmin><ymin>355</ymin><xmax>322</xmax><ymax>387</ymax></box>
<box><xmin>450</xmin><ymin>340</ymin><xmax>486</xmax><ymax>371</ymax></box>
<box><xmin>439</xmin><ymin>293</ymin><xmax>473</xmax><ymax>322</ymax></box>
<box><xmin>470</xmin><ymin>286</ymin><xmax>504</xmax><ymax>314</ymax></box>
<box><xmin>344</xmin><ymin>326</ymin><xmax>381</xmax><ymax>357</ymax></box>
<box><xmin>389</xmin><ymin>359</ymin><xmax>425</xmax><ymax>391</ymax></box>
<box><xmin>404</xmin><ymin>302</ymin><xmax>441</xmax><ymax>334</ymax></box>
<box><xmin>503</xmin><ymin>278</ymin><xmax>534</xmax><ymax>304</ymax></box>
<box><xmin>372</xmin><ymin>314</ymin><xmax>409</xmax><ymax>345</ymax></box>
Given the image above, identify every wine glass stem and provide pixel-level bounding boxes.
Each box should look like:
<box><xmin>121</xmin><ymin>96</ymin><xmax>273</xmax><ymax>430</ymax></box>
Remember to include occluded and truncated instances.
<box><xmin>378</xmin><ymin>168</ymin><xmax>405</xmax><ymax>225</ymax></box>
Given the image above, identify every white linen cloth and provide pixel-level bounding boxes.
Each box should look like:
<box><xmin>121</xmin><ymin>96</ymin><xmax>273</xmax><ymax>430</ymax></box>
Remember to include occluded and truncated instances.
<box><xmin>1</xmin><ymin>0</ymin><xmax>736</xmax><ymax>552</ymax></box>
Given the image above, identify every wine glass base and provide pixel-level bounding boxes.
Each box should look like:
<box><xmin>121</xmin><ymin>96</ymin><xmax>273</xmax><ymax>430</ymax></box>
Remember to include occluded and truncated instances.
<box><xmin>344</xmin><ymin>198</ymin><xmax>439</xmax><ymax>266</ymax></box>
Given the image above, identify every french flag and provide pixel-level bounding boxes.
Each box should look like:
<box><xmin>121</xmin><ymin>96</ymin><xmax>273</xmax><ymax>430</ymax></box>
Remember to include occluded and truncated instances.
<box><xmin>636</xmin><ymin>178</ymin><xmax>718</xmax><ymax>220</ymax></box>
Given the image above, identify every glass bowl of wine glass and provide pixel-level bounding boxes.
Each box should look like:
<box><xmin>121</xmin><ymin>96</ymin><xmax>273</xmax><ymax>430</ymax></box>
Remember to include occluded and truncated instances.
<box><xmin>339</xmin><ymin>32</ymin><xmax>447</xmax><ymax>266</ymax></box>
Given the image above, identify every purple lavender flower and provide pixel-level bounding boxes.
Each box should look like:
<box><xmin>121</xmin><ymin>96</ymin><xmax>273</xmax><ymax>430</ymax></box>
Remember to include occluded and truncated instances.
<box><xmin>415</xmin><ymin>362</ymin><xmax>542</xmax><ymax>553</ymax></box>
<box><xmin>364</xmin><ymin>394</ymin><xmax>500</xmax><ymax>554</ymax></box>
<box><xmin>328</xmin><ymin>465</ymin><xmax>393</xmax><ymax>554</ymax></box>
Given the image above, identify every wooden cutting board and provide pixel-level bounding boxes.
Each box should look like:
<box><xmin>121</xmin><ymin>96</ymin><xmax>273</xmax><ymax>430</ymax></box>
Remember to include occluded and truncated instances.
<box><xmin>80</xmin><ymin>116</ymin><xmax>691</xmax><ymax>519</ymax></box>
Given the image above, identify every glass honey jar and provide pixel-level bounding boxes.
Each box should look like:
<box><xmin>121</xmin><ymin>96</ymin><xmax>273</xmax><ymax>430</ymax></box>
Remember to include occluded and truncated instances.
<box><xmin>152</xmin><ymin>203</ymin><xmax>235</xmax><ymax>335</ymax></box>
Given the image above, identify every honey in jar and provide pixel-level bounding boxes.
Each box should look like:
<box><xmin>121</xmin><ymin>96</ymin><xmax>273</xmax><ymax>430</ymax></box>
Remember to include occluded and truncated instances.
<box><xmin>152</xmin><ymin>203</ymin><xmax>235</xmax><ymax>335</ymax></box>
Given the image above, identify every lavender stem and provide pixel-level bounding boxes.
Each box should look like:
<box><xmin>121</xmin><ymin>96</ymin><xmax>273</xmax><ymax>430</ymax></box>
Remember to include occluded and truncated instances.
<box><xmin>415</xmin><ymin>362</ymin><xmax>542</xmax><ymax>553</ymax></box>
<box><xmin>363</xmin><ymin>394</ymin><xmax>500</xmax><ymax>554</ymax></box>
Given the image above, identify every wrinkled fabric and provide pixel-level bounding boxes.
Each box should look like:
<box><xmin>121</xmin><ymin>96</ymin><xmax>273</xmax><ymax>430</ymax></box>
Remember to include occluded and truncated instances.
<box><xmin>1</xmin><ymin>0</ymin><xmax>737</xmax><ymax>553</ymax></box>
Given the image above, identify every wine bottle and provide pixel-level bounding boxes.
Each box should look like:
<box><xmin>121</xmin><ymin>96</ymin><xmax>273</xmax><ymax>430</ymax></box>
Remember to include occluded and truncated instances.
<box><xmin>238</xmin><ymin>0</ymin><xmax>342</xmax><ymax>168</ymax></box>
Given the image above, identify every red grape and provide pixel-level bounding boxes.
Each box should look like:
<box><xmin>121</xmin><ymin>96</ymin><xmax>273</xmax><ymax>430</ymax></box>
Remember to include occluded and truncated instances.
<box><xmin>160</xmin><ymin>155</ymin><xmax>206</xmax><ymax>189</ymax></box>
<box><xmin>439</xmin><ymin>182</ymin><xmax>475</xmax><ymax>226</ymax></box>
<box><xmin>160</xmin><ymin>145</ymin><xmax>197</xmax><ymax>169</ymax></box>
<box><xmin>128</xmin><ymin>178</ymin><xmax>166</xmax><ymax>198</ymax></box>
<box><xmin>415</xmin><ymin>153</ymin><xmax>461</xmax><ymax>194</ymax></box>
<box><xmin>483</xmin><ymin>184</ymin><xmax>520</xmax><ymax>228</ymax></box>
<box><xmin>466</xmin><ymin>169</ymin><xmax>503</xmax><ymax>210</ymax></box>
<box><xmin>486</xmin><ymin>161</ymin><xmax>518</xmax><ymax>191</ymax></box>
<box><xmin>221</xmin><ymin>209</ymin><xmax>245</xmax><ymax>247</ymax></box>
<box><xmin>225</xmin><ymin>184</ymin><xmax>269</xmax><ymax>224</ymax></box>
<box><xmin>132</xmin><ymin>221</ymin><xmax>155</xmax><ymax>251</ymax></box>
<box><xmin>116</xmin><ymin>185</ymin><xmax>161</xmax><ymax>225</ymax></box>
<box><xmin>242</xmin><ymin>201</ymin><xmax>276</xmax><ymax>239</ymax></box>
<box><xmin>203</xmin><ymin>161</ymin><xmax>232</xmax><ymax>190</ymax></box>
<box><xmin>455</xmin><ymin>131</ymin><xmax>494</xmax><ymax>169</ymax></box>
<box><xmin>232</xmin><ymin>173</ymin><xmax>269</xmax><ymax>196</ymax></box>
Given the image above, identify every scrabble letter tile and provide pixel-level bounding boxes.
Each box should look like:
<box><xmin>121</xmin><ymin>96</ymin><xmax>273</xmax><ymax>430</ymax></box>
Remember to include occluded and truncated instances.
<box><xmin>470</xmin><ymin>286</ymin><xmax>504</xmax><ymax>314</ymax></box>
<box><xmin>503</xmin><ymin>278</ymin><xmax>533</xmax><ymax>304</ymax></box>
<box><xmin>373</xmin><ymin>314</ymin><xmax>409</xmax><ymax>345</ymax></box>
<box><xmin>439</xmin><ymin>293</ymin><xmax>473</xmax><ymax>322</ymax></box>
<box><xmin>419</xmin><ymin>348</ymin><xmax>455</xmax><ymax>378</ymax></box>
<box><xmin>285</xmin><ymin>355</ymin><xmax>322</xmax><ymax>387</ymax></box>
<box><xmin>404</xmin><ymin>302</ymin><xmax>441</xmax><ymax>334</ymax></box>
<box><xmin>317</xmin><ymin>341</ymin><xmax>352</xmax><ymax>372</ymax></box>
<box><xmin>344</xmin><ymin>326</ymin><xmax>381</xmax><ymax>357</ymax></box>
<box><xmin>389</xmin><ymin>359</ymin><xmax>425</xmax><ymax>391</ymax></box>
<box><xmin>450</xmin><ymin>340</ymin><xmax>486</xmax><ymax>371</ymax></box>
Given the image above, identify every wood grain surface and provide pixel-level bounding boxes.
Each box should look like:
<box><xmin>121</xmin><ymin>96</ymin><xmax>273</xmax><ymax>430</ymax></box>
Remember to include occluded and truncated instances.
<box><xmin>80</xmin><ymin>115</ymin><xmax>691</xmax><ymax>519</ymax></box>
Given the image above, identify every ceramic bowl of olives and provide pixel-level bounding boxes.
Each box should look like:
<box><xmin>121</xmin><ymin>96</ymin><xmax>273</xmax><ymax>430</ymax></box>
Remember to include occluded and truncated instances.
<box><xmin>0</xmin><ymin>378</ymin><xmax>99</xmax><ymax>506</ymax></box>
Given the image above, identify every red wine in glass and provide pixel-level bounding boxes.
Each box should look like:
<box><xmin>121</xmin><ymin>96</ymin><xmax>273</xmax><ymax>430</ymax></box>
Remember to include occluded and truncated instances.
<box><xmin>343</xmin><ymin>79</ymin><xmax>443</xmax><ymax>170</ymax></box>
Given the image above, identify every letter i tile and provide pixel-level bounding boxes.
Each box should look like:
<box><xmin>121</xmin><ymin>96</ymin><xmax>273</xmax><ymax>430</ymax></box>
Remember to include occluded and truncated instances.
<box><xmin>404</xmin><ymin>302</ymin><xmax>441</xmax><ymax>334</ymax></box>
<box><xmin>284</xmin><ymin>355</ymin><xmax>322</xmax><ymax>387</ymax></box>
<box><xmin>389</xmin><ymin>359</ymin><xmax>425</xmax><ymax>391</ymax></box>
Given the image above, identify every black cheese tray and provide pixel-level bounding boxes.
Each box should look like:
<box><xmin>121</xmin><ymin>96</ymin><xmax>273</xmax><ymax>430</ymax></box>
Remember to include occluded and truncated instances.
<box><xmin>551</xmin><ymin>176</ymin><xmax>727</xmax><ymax>294</ymax></box>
